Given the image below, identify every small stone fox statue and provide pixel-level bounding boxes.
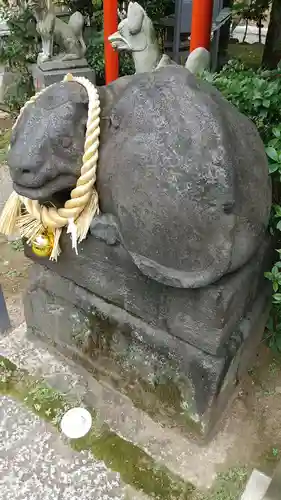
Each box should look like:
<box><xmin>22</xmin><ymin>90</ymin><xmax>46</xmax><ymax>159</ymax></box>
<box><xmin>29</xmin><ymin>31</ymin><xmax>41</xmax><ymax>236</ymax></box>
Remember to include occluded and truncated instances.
<box><xmin>29</xmin><ymin>0</ymin><xmax>86</xmax><ymax>64</ymax></box>
<box><xmin>109</xmin><ymin>1</ymin><xmax>210</xmax><ymax>75</ymax></box>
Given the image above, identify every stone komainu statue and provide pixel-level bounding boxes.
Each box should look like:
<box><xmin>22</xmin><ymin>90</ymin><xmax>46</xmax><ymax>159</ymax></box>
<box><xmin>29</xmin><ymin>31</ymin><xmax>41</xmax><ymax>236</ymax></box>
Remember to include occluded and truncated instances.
<box><xmin>8</xmin><ymin>66</ymin><xmax>271</xmax><ymax>289</ymax></box>
<box><xmin>29</xmin><ymin>0</ymin><xmax>86</xmax><ymax>63</ymax></box>
<box><xmin>109</xmin><ymin>1</ymin><xmax>210</xmax><ymax>74</ymax></box>
<box><xmin>6</xmin><ymin>66</ymin><xmax>272</xmax><ymax>433</ymax></box>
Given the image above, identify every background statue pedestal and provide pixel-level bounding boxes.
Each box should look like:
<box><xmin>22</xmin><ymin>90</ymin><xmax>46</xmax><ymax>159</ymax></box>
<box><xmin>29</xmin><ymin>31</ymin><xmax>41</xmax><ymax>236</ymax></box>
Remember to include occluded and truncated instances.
<box><xmin>30</xmin><ymin>59</ymin><xmax>95</xmax><ymax>91</ymax></box>
<box><xmin>24</xmin><ymin>233</ymin><xmax>273</xmax><ymax>438</ymax></box>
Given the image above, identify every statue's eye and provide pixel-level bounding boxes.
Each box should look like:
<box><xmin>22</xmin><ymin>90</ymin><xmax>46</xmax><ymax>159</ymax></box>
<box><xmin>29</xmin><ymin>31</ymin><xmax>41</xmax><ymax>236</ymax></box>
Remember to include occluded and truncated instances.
<box><xmin>62</xmin><ymin>137</ymin><xmax>72</xmax><ymax>148</ymax></box>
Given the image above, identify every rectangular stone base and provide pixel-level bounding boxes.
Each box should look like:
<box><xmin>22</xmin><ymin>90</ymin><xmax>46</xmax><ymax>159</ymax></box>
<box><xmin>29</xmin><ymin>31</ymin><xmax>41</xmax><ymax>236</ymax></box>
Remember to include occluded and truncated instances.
<box><xmin>30</xmin><ymin>62</ymin><xmax>96</xmax><ymax>92</ymax></box>
<box><xmin>25</xmin><ymin>234</ymin><xmax>273</xmax><ymax>358</ymax></box>
<box><xmin>24</xmin><ymin>253</ymin><xmax>271</xmax><ymax>438</ymax></box>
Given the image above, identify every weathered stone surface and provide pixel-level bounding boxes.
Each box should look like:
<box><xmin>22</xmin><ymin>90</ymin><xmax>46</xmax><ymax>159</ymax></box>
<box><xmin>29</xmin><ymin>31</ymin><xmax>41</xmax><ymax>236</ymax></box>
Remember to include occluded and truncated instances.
<box><xmin>24</xmin><ymin>239</ymin><xmax>271</xmax><ymax>435</ymax></box>
<box><xmin>109</xmin><ymin>2</ymin><xmax>210</xmax><ymax>76</ymax></box>
<box><xmin>8</xmin><ymin>66</ymin><xmax>271</xmax><ymax>289</ymax></box>
<box><xmin>108</xmin><ymin>1</ymin><xmax>163</xmax><ymax>73</ymax></box>
<box><xmin>0</xmin><ymin>323</ymin><xmax>267</xmax><ymax>491</ymax></box>
<box><xmin>25</xmin><ymin>233</ymin><xmax>272</xmax><ymax>357</ymax></box>
<box><xmin>30</xmin><ymin>0</ymin><xmax>86</xmax><ymax>64</ymax></box>
<box><xmin>30</xmin><ymin>63</ymin><xmax>96</xmax><ymax>92</ymax></box>
<box><xmin>97</xmin><ymin>67</ymin><xmax>271</xmax><ymax>288</ymax></box>
<box><xmin>37</xmin><ymin>57</ymin><xmax>89</xmax><ymax>71</ymax></box>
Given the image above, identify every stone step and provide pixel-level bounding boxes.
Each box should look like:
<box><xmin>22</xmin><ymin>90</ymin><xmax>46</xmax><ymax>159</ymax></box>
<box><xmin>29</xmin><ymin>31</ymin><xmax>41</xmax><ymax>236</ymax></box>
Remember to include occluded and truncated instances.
<box><xmin>240</xmin><ymin>469</ymin><xmax>271</xmax><ymax>500</ymax></box>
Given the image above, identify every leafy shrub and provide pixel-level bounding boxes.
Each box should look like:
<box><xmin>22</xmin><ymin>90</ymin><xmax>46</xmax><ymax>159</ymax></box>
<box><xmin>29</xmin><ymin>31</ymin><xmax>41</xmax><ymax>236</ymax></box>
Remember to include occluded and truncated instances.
<box><xmin>3</xmin><ymin>70</ymin><xmax>34</xmax><ymax>114</ymax></box>
<box><xmin>0</xmin><ymin>5</ymin><xmax>37</xmax><ymax>111</ymax></box>
<box><xmin>205</xmin><ymin>60</ymin><xmax>281</xmax><ymax>351</ymax></box>
<box><xmin>205</xmin><ymin>60</ymin><xmax>281</xmax><ymax>144</ymax></box>
<box><xmin>86</xmin><ymin>31</ymin><xmax>134</xmax><ymax>85</ymax></box>
<box><xmin>138</xmin><ymin>0</ymin><xmax>175</xmax><ymax>20</ymax></box>
<box><xmin>0</xmin><ymin>6</ymin><xmax>39</xmax><ymax>69</ymax></box>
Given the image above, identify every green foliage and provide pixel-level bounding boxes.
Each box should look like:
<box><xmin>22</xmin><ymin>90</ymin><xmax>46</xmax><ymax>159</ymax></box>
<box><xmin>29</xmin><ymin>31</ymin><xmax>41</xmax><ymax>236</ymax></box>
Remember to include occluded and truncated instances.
<box><xmin>0</xmin><ymin>5</ymin><xmax>37</xmax><ymax>111</ymax></box>
<box><xmin>233</xmin><ymin>0</ymin><xmax>271</xmax><ymax>24</ymax></box>
<box><xmin>0</xmin><ymin>128</ymin><xmax>11</xmax><ymax>163</ymax></box>
<box><xmin>0</xmin><ymin>6</ymin><xmax>39</xmax><ymax>69</ymax></box>
<box><xmin>86</xmin><ymin>30</ymin><xmax>134</xmax><ymax>84</ymax></box>
<box><xmin>227</xmin><ymin>42</ymin><xmax>263</xmax><ymax>69</ymax></box>
<box><xmin>206</xmin><ymin>60</ymin><xmax>281</xmax><ymax>352</ymax></box>
<box><xmin>137</xmin><ymin>0</ymin><xmax>175</xmax><ymax>20</ymax></box>
<box><xmin>264</xmin><ymin>128</ymin><xmax>281</xmax><ymax>352</ymax></box>
<box><xmin>3</xmin><ymin>70</ymin><xmax>34</xmax><ymax>113</ymax></box>
<box><xmin>265</xmin><ymin>127</ymin><xmax>281</xmax><ymax>175</ymax></box>
<box><xmin>85</xmin><ymin>31</ymin><xmax>104</xmax><ymax>83</ymax></box>
<box><xmin>205</xmin><ymin>60</ymin><xmax>281</xmax><ymax>143</ymax></box>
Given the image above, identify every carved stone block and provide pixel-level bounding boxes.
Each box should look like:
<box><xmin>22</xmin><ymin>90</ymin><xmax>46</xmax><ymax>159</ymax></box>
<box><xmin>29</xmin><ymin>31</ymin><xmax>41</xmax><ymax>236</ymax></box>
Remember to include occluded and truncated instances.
<box><xmin>24</xmin><ymin>233</ymin><xmax>272</xmax><ymax>436</ymax></box>
<box><xmin>30</xmin><ymin>62</ymin><xmax>96</xmax><ymax>92</ymax></box>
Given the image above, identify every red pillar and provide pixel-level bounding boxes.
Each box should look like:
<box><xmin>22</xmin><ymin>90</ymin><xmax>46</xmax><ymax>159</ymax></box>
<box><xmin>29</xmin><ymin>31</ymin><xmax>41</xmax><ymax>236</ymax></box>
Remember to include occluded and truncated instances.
<box><xmin>103</xmin><ymin>0</ymin><xmax>119</xmax><ymax>84</ymax></box>
<box><xmin>190</xmin><ymin>0</ymin><xmax>214</xmax><ymax>52</ymax></box>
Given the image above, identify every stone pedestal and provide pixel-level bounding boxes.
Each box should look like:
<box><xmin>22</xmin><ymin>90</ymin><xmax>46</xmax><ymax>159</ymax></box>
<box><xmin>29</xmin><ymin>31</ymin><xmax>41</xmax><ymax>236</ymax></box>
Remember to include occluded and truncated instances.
<box><xmin>24</xmin><ymin>232</ymin><xmax>273</xmax><ymax>438</ymax></box>
<box><xmin>0</xmin><ymin>66</ymin><xmax>16</xmax><ymax>104</ymax></box>
<box><xmin>30</xmin><ymin>58</ymin><xmax>96</xmax><ymax>91</ymax></box>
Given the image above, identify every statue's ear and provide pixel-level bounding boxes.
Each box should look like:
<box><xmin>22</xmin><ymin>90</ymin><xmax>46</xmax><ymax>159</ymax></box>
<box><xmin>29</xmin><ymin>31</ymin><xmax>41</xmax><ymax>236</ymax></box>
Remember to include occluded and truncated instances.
<box><xmin>127</xmin><ymin>1</ymin><xmax>144</xmax><ymax>35</ymax></box>
<box><xmin>65</xmin><ymin>81</ymin><xmax>89</xmax><ymax>106</ymax></box>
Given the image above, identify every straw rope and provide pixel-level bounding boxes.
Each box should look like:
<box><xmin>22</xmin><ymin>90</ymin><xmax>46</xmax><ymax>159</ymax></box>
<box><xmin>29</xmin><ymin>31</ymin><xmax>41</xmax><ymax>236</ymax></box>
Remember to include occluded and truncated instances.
<box><xmin>19</xmin><ymin>74</ymin><xmax>100</xmax><ymax>228</ymax></box>
<box><xmin>0</xmin><ymin>73</ymin><xmax>101</xmax><ymax>260</ymax></box>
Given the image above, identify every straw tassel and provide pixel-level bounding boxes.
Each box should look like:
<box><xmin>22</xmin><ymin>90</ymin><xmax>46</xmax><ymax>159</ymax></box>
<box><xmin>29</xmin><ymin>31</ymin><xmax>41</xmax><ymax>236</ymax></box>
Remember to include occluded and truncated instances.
<box><xmin>76</xmin><ymin>191</ymin><xmax>99</xmax><ymax>243</ymax></box>
<box><xmin>16</xmin><ymin>213</ymin><xmax>45</xmax><ymax>243</ymax></box>
<box><xmin>0</xmin><ymin>191</ymin><xmax>22</xmax><ymax>236</ymax></box>
<box><xmin>50</xmin><ymin>228</ymin><xmax>62</xmax><ymax>261</ymax></box>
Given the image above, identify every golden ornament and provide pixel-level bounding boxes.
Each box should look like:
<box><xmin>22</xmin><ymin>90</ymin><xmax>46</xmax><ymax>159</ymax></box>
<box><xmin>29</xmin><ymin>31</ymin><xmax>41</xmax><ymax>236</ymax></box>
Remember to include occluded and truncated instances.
<box><xmin>31</xmin><ymin>231</ymin><xmax>54</xmax><ymax>257</ymax></box>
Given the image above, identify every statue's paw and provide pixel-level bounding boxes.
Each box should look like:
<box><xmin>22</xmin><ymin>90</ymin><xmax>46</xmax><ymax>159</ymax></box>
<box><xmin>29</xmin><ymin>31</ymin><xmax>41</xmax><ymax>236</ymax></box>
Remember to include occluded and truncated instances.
<box><xmin>61</xmin><ymin>53</ymin><xmax>80</xmax><ymax>62</ymax></box>
<box><xmin>89</xmin><ymin>214</ymin><xmax>121</xmax><ymax>246</ymax></box>
<box><xmin>37</xmin><ymin>53</ymin><xmax>50</xmax><ymax>63</ymax></box>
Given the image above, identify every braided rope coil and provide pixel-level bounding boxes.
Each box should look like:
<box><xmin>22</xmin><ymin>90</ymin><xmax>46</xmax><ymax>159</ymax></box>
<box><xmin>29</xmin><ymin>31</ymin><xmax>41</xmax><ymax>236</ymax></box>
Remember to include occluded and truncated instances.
<box><xmin>16</xmin><ymin>74</ymin><xmax>101</xmax><ymax>229</ymax></box>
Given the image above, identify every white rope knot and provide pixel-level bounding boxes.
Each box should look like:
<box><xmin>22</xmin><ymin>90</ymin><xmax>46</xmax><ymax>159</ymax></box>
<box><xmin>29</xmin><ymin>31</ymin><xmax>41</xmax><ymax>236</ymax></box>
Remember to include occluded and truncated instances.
<box><xmin>0</xmin><ymin>73</ymin><xmax>101</xmax><ymax>261</ymax></box>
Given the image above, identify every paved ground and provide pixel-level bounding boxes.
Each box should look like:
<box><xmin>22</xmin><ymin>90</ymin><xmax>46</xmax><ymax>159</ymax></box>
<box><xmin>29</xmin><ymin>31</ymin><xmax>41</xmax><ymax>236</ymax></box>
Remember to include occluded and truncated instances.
<box><xmin>0</xmin><ymin>397</ymin><xmax>138</xmax><ymax>500</ymax></box>
<box><xmin>1</xmin><ymin>322</ymin><xmax>281</xmax><ymax>500</ymax></box>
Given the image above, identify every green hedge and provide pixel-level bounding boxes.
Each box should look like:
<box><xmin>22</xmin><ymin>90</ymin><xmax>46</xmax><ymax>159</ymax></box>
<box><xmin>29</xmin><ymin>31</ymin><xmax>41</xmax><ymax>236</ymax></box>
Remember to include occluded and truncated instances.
<box><xmin>205</xmin><ymin>60</ymin><xmax>281</xmax><ymax>351</ymax></box>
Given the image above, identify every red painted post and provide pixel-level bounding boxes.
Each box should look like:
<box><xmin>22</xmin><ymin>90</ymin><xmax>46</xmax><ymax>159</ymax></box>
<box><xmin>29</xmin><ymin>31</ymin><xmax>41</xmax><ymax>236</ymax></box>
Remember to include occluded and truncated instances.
<box><xmin>103</xmin><ymin>0</ymin><xmax>119</xmax><ymax>84</ymax></box>
<box><xmin>190</xmin><ymin>0</ymin><xmax>214</xmax><ymax>52</ymax></box>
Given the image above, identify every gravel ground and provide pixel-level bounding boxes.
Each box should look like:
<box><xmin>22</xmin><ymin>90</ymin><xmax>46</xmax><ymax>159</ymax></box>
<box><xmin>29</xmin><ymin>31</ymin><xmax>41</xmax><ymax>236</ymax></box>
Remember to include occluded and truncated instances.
<box><xmin>0</xmin><ymin>396</ymin><xmax>145</xmax><ymax>500</ymax></box>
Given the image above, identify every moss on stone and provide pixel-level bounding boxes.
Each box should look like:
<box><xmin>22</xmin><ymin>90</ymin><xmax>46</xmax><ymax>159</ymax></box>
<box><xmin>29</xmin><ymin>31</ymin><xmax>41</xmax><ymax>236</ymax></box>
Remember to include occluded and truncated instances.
<box><xmin>0</xmin><ymin>354</ymin><xmax>253</xmax><ymax>499</ymax></box>
<box><xmin>0</xmin><ymin>355</ymin><xmax>195</xmax><ymax>500</ymax></box>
